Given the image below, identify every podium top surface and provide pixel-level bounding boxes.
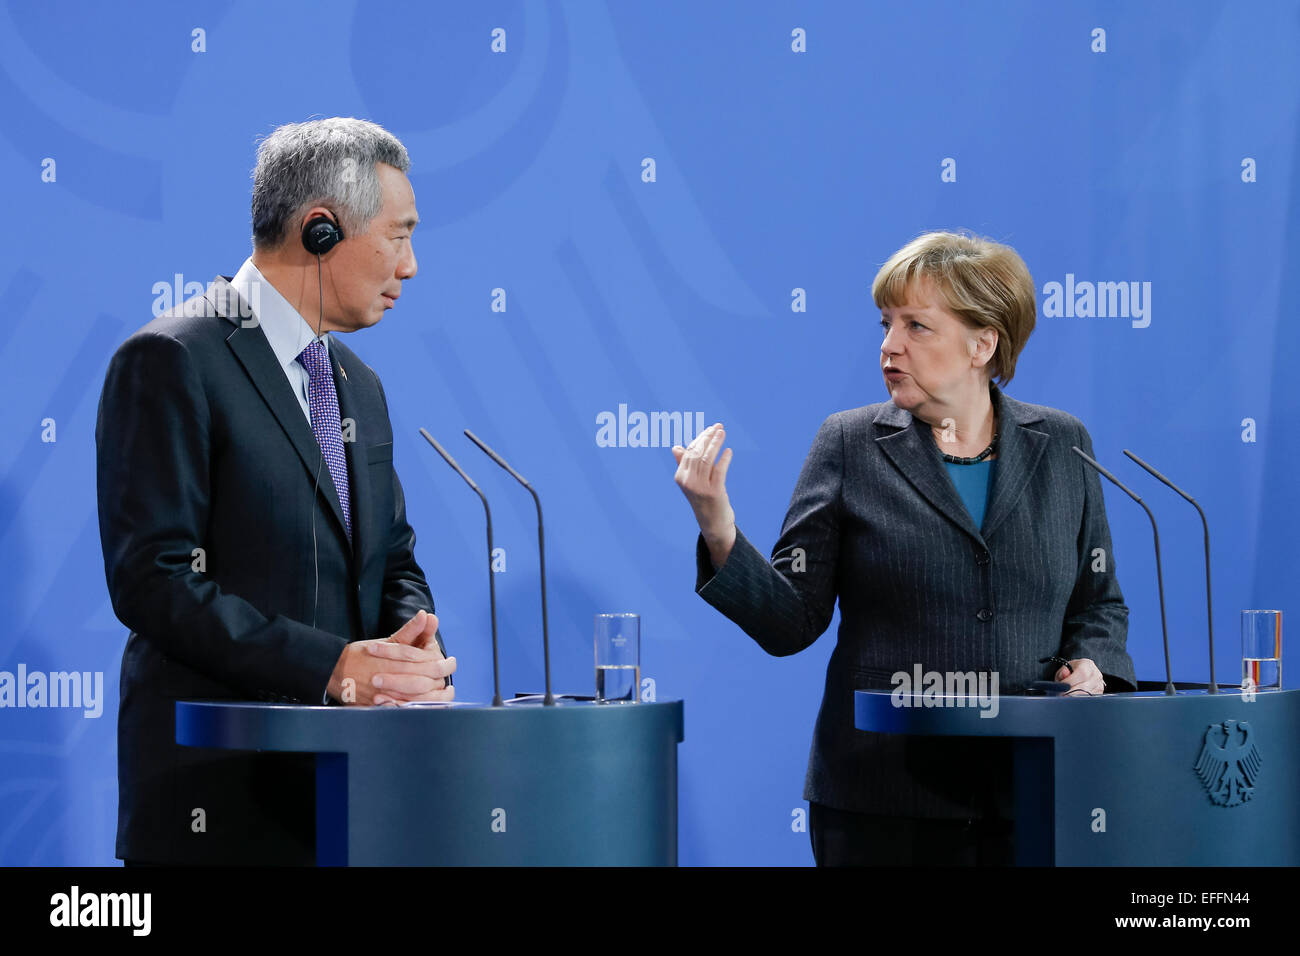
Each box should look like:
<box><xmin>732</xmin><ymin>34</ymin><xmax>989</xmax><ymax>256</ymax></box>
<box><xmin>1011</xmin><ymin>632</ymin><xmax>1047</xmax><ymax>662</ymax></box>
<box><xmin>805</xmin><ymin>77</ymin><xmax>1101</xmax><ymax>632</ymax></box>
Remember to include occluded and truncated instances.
<box><xmin>855</xmin><ymin>687</ymin><xmax>1297</xmax><ymax>737</ymax></box>
<box><xmin>176</xmin><ymin>698</ymin><xmax>685</xmax><ymax>753</ymax></box>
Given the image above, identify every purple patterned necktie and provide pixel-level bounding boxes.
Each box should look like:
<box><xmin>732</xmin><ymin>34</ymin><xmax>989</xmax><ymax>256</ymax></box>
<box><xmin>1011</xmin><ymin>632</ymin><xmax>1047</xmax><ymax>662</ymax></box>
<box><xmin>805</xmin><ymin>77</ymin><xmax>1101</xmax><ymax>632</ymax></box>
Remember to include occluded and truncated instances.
<box><xmin>297</xmin><ymin>339</ymin><xmax>352</xmax><ymax>543</ymax></box>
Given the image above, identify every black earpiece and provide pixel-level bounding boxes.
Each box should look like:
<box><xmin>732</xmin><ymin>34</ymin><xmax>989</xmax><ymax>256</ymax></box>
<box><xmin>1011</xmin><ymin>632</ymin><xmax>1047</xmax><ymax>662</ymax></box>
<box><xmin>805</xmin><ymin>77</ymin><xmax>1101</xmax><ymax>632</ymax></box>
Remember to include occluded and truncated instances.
<box><xmin>301</xmin><ymin>214</ymin><xmax>344</xmax><ymax>255</ymax></box>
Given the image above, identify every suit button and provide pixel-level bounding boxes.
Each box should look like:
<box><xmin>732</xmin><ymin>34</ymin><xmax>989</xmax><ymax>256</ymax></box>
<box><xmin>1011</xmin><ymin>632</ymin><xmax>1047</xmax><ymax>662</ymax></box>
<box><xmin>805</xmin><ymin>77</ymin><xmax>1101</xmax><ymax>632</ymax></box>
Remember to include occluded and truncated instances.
<box><xmin>976</xmin><ymin>550</ymin><xmax>990</xmax><ymax>566</ymax></box>
<box><xmin>976</xmin><ymin>608</ymin><xmax>993</xmax><ymax>622</ymax></box>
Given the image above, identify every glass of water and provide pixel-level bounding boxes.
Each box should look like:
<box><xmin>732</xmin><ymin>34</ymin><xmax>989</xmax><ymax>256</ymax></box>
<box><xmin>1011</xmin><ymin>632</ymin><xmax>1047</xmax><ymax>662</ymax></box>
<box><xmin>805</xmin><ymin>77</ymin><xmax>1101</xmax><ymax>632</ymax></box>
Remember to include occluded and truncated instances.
<box><xmin>595</xmin><ymin>613</ymin><xmax>640</xmax><ymax>703</ymax></box>
<box><xmin>1242</xmin><ymin>610</ymin><xmax>1282</xmax><ymax>691</ymax></box>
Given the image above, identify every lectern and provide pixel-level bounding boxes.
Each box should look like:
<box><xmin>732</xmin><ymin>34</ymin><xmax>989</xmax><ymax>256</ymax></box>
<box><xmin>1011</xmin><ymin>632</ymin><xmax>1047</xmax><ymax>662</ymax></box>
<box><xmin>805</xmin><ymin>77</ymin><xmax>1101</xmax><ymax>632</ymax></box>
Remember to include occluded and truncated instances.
<box><xmin>855</xmin><ymin>687</ymin><xmax>1299</xmax><ymax>865</ymax></box>
<box><xmin>177</xmin><ymin>699</ymin><xmax>684</xmax><ymax>866</ymax></box>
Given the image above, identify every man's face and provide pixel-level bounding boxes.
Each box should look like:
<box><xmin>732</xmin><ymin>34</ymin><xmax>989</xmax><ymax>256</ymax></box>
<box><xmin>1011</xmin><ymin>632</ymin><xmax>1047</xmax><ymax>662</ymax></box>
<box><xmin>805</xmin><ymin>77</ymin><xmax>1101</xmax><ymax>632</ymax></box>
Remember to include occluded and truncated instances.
<box><xmin>321</xmin><ymin>162</ymin><xmax>418</xmax><ymax>331</ymax></box>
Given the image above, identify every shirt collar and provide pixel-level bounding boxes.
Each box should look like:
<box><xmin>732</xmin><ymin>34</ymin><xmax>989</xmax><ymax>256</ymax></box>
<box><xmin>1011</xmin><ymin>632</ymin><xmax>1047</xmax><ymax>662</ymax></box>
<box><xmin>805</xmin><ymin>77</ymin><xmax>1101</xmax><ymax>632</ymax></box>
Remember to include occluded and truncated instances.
<box><xmin>230</xmin><ymin>257</ymin><xmax>329</xmax><ymax>373</ymax></box>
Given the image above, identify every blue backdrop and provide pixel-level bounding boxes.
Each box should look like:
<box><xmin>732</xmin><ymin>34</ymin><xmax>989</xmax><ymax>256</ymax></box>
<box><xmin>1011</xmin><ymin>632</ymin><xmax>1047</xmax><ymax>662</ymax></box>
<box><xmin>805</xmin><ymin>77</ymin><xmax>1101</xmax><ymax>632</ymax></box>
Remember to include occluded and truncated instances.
<box><xmin>1</xmin><ymin>0</ymin><xmax>1296</xmax><ymax>866</ymax></box>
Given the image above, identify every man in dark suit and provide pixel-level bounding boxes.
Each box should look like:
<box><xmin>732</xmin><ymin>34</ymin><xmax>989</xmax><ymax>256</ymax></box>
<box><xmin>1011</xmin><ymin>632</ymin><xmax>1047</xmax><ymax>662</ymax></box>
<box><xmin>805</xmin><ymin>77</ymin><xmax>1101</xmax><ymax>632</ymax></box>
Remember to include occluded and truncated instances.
<box><xmin>95</xmin><ymin>118</ymin><xmax>456</xmax><ymax>865</ymax></box>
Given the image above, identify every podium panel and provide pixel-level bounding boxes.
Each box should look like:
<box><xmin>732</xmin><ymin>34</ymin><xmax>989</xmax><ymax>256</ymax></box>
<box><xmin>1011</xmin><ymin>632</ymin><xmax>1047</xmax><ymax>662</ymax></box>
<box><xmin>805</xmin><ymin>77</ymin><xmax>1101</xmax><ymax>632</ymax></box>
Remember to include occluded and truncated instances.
<box><xmin>177</xmin><ymin>700</ymin><xmax>685</xmax><ymax>866</ymax></box>
<box><xmin>855</xmin><ymin>688</ymin><xmax>1300</xmax><ymax>866</ymax></box>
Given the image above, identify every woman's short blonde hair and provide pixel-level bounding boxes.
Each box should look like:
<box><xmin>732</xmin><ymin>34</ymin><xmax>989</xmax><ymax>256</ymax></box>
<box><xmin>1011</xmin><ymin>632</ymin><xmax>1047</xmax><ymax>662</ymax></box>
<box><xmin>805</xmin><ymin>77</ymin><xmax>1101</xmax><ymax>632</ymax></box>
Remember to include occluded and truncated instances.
<box><xmin>871</xmin><ymin>231</ymin><xmax>1036</xmax><ymax>386</ymax></box>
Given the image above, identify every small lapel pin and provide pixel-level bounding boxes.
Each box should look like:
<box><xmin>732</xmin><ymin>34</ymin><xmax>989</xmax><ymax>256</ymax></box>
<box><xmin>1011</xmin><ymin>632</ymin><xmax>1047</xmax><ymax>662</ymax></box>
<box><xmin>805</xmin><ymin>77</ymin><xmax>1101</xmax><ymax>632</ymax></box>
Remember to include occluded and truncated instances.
<box><xmin>338</xmin><ymin>364</ymin><xmax>348</xmax><ymax>382</ymax></box>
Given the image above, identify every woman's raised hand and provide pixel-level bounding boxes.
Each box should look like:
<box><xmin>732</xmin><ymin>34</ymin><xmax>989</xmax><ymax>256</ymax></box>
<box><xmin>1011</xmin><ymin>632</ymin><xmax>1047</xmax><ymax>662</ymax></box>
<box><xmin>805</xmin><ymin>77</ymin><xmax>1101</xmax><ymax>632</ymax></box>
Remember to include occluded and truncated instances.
<box><xmin>672</xmin><ymin>423</ymin><xmax>737</xmax><ymax>567</ymax></box>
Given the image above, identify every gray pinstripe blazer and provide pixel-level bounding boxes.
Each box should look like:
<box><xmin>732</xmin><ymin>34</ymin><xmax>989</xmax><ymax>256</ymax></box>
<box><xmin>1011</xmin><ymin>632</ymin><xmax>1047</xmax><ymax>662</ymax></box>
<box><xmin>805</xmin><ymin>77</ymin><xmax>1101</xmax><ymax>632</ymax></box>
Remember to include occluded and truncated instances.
<box><xmin>695</xmin><ymin>383</ymin><xmax>1138</xmax><ymax>819</ymax></box>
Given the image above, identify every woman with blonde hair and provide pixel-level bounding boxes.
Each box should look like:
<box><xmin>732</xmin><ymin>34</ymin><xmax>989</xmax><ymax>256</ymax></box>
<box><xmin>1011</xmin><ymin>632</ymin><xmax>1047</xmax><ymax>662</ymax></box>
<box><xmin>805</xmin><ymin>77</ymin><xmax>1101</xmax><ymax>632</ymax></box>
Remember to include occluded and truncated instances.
<box><xmin>672</xmin><ymin>231</ymin><xmax>1137</xmax><ymax>866</ymax></box>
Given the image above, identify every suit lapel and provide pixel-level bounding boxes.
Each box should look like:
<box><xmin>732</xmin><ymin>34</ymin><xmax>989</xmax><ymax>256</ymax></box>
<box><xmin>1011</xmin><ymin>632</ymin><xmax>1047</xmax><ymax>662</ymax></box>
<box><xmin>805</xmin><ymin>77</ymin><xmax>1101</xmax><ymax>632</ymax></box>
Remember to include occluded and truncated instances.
<box><xmin>980</xmin><ymin>387</ymin><xmax>1048</xmax><ymax>540</ymax></box>
<box><xmin>873</xmin><ymin>384</ymin><xmax>1048</xmax><ymax>543</ymax></box>
<box><xmin>875</xmin><ymin>402</ymin><xmax>982</xmax><ymax>541</ymax></box>
<box><xmin>207</xmin><ymin>277</ymin><xmax>352</xmax><ymax>552</ymax></box>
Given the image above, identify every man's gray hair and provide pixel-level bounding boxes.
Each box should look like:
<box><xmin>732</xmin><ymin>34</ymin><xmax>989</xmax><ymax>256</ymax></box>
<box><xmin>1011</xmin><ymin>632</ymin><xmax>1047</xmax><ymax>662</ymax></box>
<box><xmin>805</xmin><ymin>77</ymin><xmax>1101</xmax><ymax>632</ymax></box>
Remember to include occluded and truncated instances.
<box><xmin>251</xmin><ymin>117</ymin><xmax>410</xmax><ymax>250</ymax></box>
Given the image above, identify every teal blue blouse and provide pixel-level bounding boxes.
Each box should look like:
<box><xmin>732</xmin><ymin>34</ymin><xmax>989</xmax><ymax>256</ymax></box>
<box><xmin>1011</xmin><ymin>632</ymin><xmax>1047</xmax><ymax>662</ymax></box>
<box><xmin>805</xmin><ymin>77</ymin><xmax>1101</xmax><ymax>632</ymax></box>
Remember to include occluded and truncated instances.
<box><xmin>943</xmin><ymin>459</ymin><xmax>997</xmax><ymax>529</ymax></box>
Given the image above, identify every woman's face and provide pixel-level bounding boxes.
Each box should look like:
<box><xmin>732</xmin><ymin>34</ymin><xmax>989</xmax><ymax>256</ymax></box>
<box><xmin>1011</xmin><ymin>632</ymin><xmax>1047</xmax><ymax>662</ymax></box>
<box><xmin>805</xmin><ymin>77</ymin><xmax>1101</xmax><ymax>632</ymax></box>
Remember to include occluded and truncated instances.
<box><xmin>879</xmin><ymin>278</ymin><xmax>995</xmax><ymax>418</ymax></box>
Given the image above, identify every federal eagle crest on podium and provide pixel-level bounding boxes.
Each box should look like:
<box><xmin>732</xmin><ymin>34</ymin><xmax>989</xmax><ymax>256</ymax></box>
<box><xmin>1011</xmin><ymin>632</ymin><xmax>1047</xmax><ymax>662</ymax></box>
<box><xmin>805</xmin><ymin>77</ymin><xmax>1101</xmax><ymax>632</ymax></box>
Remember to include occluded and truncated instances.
<box><xmin>1194</xmin><ymin>720</ymin><xmax>1261</xmax><ymax>807</ymax></box>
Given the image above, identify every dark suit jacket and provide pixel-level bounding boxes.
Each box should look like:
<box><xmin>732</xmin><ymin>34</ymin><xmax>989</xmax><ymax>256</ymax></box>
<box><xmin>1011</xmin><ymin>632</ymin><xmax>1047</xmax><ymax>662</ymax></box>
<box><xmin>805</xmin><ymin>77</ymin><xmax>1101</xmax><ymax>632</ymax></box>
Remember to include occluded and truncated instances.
<box><xmin>696</xmin><ymin>384</ymin><xmax>1137</xmax><ymax>820</ymax></box>
<box><xmin>95</xmin><ymin>275</ymin><xmax>445</xmax><ymax>864</ymax></box>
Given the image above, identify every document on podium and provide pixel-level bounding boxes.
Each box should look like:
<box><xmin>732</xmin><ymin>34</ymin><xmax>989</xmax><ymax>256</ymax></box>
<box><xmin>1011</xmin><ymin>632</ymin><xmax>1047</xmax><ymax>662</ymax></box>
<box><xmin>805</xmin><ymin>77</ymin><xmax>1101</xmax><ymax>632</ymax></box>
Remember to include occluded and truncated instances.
<box><xmin>392</xmin><ymin>700</ymin><xmax>478</xmax><ymax>708</ymax></box>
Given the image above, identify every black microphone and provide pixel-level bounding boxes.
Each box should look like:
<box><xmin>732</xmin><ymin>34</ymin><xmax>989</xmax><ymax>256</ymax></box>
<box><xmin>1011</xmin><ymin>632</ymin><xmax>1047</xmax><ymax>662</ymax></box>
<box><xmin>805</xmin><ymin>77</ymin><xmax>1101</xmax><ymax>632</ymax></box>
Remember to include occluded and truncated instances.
<box><xmin>420</xmin><ymin>428</ymin><xmax>503</xmax><ymax>707</ymax></box>
<box><xmin>463</xmin><ymin>430</ymin><xmax>556</xmax><ymax>706</ymax></box>
<box><xmin>1122</xmin><ymin>450</ymin><xmax>1218</xmax><ymax>694</ymax></box>
<box><xmin>1071</xmin><ymin>446</ymin><xmax>1176</xmax><ymax>696</ymax></box>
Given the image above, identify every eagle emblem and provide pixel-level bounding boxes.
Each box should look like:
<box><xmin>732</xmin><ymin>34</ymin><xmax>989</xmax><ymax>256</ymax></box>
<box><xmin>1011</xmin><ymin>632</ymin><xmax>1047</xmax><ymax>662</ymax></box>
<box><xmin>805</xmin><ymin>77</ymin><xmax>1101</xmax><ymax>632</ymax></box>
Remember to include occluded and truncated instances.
<box><xmin>1194</xmin><ymin>720</ymin><xmax>1261</xmax><ymax>807</ymax></box>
